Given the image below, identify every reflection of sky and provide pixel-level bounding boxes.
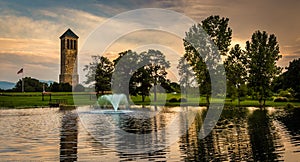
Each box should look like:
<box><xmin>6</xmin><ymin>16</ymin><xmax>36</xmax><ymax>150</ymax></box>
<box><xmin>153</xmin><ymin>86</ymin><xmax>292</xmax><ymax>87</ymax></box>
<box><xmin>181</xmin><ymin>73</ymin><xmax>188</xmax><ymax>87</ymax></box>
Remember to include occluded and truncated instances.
<box><xmin>1</xmin><ymin>0</ymin><xmax>300</xmax><ymax>83</ymax></box>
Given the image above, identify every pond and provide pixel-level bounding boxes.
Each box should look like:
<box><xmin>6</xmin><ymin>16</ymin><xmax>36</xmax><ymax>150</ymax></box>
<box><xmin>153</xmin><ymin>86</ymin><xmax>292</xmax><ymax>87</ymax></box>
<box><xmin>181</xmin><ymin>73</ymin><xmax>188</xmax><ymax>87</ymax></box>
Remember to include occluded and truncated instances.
<box><xmin>0</xmin><ymin>106</ymin><xmax>300</xmax><ymax>161</ymax></box>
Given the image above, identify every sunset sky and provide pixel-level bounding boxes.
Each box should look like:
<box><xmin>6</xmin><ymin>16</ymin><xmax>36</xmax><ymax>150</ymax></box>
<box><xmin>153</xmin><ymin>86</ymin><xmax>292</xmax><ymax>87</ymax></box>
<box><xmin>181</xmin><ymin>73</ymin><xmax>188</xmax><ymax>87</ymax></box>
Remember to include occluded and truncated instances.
<box><xmin>1</xmin><ymin>0</ymin><xmax>300</xmax><ymax>84</ymax></box>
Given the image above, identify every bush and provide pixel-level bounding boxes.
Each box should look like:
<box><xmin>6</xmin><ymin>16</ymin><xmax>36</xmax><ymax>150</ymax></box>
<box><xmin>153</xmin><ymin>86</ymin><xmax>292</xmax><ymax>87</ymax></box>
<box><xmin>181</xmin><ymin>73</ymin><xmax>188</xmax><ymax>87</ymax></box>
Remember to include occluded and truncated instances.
<box><xmin>179</xmin><ymin>98</ymin><xmax>187</xmax><ymax>102</ymax></box>
<box><xmin>274</xmin><ymin>97</ymin><xmax>288</xmax><ymax>102</ymax></box>
<box><xmin>279</xmin><ymin>90</ymin><xmax>293</xmax><ymax>98</ymax></box>
<box><xmin>74</xmin><ymin>84</ymin><xmax>85</xmax><ymax>92</ymax></box>
<box><xmin>168</xmin><ymin>98</ymin><xmax>179</xmax><ymax>102</ymax></box>
<box><xmin>285</xmin><ymin>103</ymin><xmax>294</xmax><ymax>110</ymax></box>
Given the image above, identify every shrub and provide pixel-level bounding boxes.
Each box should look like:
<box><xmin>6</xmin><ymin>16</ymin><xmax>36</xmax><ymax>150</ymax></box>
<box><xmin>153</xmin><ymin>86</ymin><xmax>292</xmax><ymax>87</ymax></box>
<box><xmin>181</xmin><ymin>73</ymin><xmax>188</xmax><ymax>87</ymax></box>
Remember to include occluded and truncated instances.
<box><xmin>179</xmin><ymin>98</ymin><xmax>187</xmax><ymax>102</ymax></box>
<box><xmin>168</xmin><ymin>98</ymin><xmax>179</xmax><ymax>102</ymax></box>
<box><xmin>74</xmin><ymin>84</ymin><xmax>85</xmax><ymax>92</ymax></box>
<box><xmin>285</xmin><ymin>103</ymin><xmax>294</xmax><ymax>110</ymax></box>
<box><xmin>279</xmin><ymin>90</ymin><xmax>293</xmax><ymax>98</ymax></box>
<box><xmin>273</xmin><ymin>97</ymin><xmax>288</xmax><ymax>102</ymax></box>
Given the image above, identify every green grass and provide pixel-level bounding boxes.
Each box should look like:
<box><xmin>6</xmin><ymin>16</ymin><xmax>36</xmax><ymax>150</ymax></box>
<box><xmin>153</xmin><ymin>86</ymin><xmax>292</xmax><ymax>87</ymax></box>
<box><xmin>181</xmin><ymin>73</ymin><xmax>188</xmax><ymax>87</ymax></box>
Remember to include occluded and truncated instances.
<box><xmin>0</xmin><ymin>92</ymin><xmax>95</xmax><ymax>108</ymax></box>
<box><xmin>0</xmin><ymin>92</ymin><xmax>299</xmax><ymax>108</ymax></box>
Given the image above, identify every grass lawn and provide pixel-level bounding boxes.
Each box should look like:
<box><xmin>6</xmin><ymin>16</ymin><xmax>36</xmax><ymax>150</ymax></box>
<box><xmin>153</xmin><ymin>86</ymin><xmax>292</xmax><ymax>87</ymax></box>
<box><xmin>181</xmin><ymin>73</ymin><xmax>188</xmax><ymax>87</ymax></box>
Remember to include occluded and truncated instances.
<box><xmin>0</xmin><ymin>92</ymin><xmax>95</xmax><ymax>108</ymax></box>
<box><xmin>0</xmin><ymin>92</ymin><xmax>299</xmax><ymax>108</ymax></box>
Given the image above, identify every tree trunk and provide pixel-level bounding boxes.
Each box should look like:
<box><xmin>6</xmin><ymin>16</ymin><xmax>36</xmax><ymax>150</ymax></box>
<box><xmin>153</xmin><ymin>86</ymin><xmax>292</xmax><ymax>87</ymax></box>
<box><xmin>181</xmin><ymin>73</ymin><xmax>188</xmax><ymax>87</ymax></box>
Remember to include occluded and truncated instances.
<box><xmin>154</xmin><ymin>84</ymin><xmax>157</xmax><ymax>102</ymax></box>
<box><xmin>206</xmin><ymin>94</ymin><xmax>210</xmax><ymax>106</ymax></box>
<box><xmin>259</xmin><ymin>97</ymin><xmax>263</xmax><ymax>108</ymax></box>
<box><xmin>185</xmin><ymin>89</ymin><xmax>188</xmax><ymax>102</ymax></box>
<box><xmin>142</xmin><ymin>95</ymin><xmax>145</xmax><ymax>102</ymax></box>
<box><xmin>237</xmin><ymin>86</ymin><xmax>240</xmax><ymax>107</ymax></box>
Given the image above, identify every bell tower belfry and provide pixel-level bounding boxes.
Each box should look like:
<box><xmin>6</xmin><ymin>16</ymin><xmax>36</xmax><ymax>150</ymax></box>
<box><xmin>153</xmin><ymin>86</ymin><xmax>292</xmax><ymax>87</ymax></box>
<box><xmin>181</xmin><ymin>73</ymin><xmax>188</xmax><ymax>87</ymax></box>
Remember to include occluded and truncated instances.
<box><xmin>59</xmin><ymin>29</ymin><xmax>79</xmax><ymax>87</ymax></box>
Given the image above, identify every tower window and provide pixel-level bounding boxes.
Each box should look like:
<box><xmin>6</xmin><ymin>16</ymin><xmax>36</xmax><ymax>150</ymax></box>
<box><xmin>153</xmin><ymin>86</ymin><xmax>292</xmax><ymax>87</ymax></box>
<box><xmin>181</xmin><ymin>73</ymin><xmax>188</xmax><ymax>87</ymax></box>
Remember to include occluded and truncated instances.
<box><xmin>67</xmin><ymin>39</ymin><xmax>70</xmax><ymax>49</ymax></box>
<box><xmin>71</xmin><ymin>39</ymin><xmax>73</xmax><ymax>49</ymax></box>
<box><xmin>74</xmin><ymin>40</ymin><xmax>76</xmax><ymax>50</ymax></box>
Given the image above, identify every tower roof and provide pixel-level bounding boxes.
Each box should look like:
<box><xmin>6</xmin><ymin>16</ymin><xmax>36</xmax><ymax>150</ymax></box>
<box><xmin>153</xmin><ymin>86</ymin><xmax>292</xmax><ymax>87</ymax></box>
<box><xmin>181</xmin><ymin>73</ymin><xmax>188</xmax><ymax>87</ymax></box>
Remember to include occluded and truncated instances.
<box><xmin>60</xmin><ymin>28</ymin><xmax>79</xmax><ymax>39</ymax></box>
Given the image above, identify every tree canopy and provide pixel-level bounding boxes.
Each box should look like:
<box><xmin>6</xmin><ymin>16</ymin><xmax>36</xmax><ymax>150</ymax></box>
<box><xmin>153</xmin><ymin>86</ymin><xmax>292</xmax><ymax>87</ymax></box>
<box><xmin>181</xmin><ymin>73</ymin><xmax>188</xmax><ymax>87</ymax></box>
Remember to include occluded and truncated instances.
<box><xmin>85</xmin><ymin>49</ymin><xmax>170</xmax><ymax>102</ymax></box>
<box><xmin>14</xmin><ymin>77</ymin><xmax>45</xmax><ymax>92</ymax></box>
<box><xmin>81</xmin><ymin>15</ymin><xmax>292</xmax><ymax>107</ymax></box>
<box><xmin>183</xmin><ymin>15</ymin><xmax>231</xmax><ymax>105</ymax></box>
<box><xmin>225</xmin><ymin>44</ymin><xmax>247</xmax><ymax>105</ymax></box>
<box><xmin>246</xmin><ymin>30</ymin><xmax>282</xmax><ymax>106</ymax></box>
<box><xmin>272</xmin><ymin>58</ymin><xmax>300</xmax><ymax>100</ymax></box>
<box><xmin>84</xmin><ymin>55</ymin><xmax>114</xmax><ymax>94</ymax></box>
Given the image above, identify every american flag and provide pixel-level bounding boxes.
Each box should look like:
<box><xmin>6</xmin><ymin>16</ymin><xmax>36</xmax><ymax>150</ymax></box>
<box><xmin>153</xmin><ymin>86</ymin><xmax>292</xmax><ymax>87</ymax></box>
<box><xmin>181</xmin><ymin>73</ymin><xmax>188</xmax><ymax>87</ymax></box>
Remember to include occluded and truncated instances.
<box><xmin>17</xmin><ymin>68</ymin><xmax>23</xmax><ymax>74</ymax></box>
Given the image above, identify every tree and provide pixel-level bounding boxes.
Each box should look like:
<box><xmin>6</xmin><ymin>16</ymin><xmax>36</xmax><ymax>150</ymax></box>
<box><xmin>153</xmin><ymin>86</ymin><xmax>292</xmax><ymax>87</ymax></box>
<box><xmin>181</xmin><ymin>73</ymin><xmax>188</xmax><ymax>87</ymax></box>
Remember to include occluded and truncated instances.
<box><xmin>274</xmin><ymin>58</ymin><xmax>300</xmax><ymax>100</ymax></box>
<box><xmin>112</xmin><ymin>49</ymin><xmax>170</xmax><ymax>102</ymax></box>
<box><xmin>183</xmin><ymin>15</ymin><xmax>232</xmax><ymax>105</ymax></box>
<box><xmin>246</xmin><ymin>30</ymin><xmax>282</xmax><ymax>106</ymax></box>
<box><xmin>60</xmin><ymin>83</ymin><xmax>72</xmax><ymax>92</ymax></box>
<box><xmin>271</xmin><ymin>74</ymin><xmax>285</xmax><ymax>93</ymax></box>
<box><xmin>74</xmin><ymin>84</ymin><xmax>85</xmax><ymax>92</ymax></box>
<box><xmin>140</xmin><ymin>49</ymin><xmax>170</xmax><ymax>102</ymax></box>
<box><xmin>49</xmin><ymin>82</ymin><xmax>60</xmax><ymax>92</ymax></box>
<box><xmin>84</xmin><ymin>55</ymin><xmax>114</xmax><ymax>94</ymax></box>
<box><xmin>169</xmin><ymin>82</ymin><xmax>181</xmax><ymax>93</ymax></box>
<box><xmin>49</xmin><ymin>82</ymin><xmax>72</xmax><ymax>92</ymax></box>
<box><xmin>112</xmin><ymin>50</ymin><xmax>140</xmax><ymax>99</ymax></box>
<box><xmin>178</xmin><ymin>57</ymin><xmax>196</xmax><ymax>100</ymax></box>
<box><xmin>134</xmin><ymin>67</ymin><xmax>152</xmax><ymax>102</ymax></box>
<box><xmin>225</xmin><ymin>44</ymin><xmax>247</xmax><ymax>106</ymax></box>
<box><xmin>201</xmin><ymin>15</ymin><xmax>232</xmax><ymax>56</ymax></box>
<box><xmin>14</xmin><ymin>77</ymin><xmax>44</xmax><ymax>92</ymax></box>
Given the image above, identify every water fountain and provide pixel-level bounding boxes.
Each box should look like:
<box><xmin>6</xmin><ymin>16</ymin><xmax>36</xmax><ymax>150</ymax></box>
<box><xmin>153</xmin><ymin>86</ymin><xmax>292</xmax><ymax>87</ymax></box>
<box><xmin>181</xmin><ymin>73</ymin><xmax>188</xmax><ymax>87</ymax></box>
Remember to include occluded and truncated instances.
<box><xmin>96</xmin><ymin>94</ymin><xmax>129</xmax><ymax>113</ymax></box>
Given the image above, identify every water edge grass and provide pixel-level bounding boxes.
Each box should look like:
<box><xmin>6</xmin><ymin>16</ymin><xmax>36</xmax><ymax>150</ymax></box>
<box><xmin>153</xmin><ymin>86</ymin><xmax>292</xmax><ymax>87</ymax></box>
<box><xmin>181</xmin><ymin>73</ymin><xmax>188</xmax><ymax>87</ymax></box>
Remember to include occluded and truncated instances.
<box><xmin>0</xmin><ymin>92</ymin><xmax>300</xmax><ymax>108</ymax></box>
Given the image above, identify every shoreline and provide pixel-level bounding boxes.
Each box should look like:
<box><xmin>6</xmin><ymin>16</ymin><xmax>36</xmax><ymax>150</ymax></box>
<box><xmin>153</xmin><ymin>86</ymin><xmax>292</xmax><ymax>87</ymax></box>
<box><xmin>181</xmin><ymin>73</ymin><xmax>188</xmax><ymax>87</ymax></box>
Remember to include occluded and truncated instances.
<box><xmin>0</xmin><ymin>102</ymin><xmax>297</xmax><ymax>109</ymax></box>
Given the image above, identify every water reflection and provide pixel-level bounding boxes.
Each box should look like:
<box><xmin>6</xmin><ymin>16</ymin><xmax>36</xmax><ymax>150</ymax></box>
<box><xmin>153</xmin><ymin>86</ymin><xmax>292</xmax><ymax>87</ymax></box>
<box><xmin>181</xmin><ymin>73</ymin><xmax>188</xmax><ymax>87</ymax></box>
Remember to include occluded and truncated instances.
<box><xmin>1</xmin><ymin>107</ymin><xmax>300</xmax><ymax>161</ymax></box>
<box><xmin>178</xmin><ymin>108</ymin><xmax>285</xmax><ymax>161</ymax></box>
<box><xmin>248</xmin><ymin>109</ymin><xmax>284</xmax><ymax>161</ymax></box>
<box><xmin>59</xmin><ymin>110</ymin><xmax>78</xmax><ymax>161</ymax></box>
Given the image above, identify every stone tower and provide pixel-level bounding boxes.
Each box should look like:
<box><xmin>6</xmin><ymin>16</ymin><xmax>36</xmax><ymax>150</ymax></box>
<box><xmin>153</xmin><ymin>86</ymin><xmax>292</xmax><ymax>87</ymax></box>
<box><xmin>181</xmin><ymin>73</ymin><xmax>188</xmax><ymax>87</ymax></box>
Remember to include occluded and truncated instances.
<box><xmin>59</xmin><ymin>29</ymin><xmax>79</xmax><ymax>87</ymax></box>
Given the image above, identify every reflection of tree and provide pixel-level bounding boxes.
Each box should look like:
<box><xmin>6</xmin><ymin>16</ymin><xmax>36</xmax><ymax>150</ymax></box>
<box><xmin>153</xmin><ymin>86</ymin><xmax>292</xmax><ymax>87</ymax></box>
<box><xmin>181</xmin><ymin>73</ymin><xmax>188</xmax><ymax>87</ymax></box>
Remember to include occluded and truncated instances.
<box><xmin>179</xmin><ymin>109</ymin><xmax>216</xmax><ymax>161</ymax></box>
<box><xmin>179</xmin><ymin>108</ymin><xmax>254</xmax><ymax>161</ymax></box>
<box><xmin>60</xmin><ymin>110</ymin><xmax>78</xmax><ymax>161</ymax></box>
<box><xmin>276</xmin><ymin>109</ymin><xmax>300</xmax><ymax>145</ymax></box>
<box><xmin>248</xmin><ymin>109</ymin><xmax>283</xmax><ymax>161</ymax></box>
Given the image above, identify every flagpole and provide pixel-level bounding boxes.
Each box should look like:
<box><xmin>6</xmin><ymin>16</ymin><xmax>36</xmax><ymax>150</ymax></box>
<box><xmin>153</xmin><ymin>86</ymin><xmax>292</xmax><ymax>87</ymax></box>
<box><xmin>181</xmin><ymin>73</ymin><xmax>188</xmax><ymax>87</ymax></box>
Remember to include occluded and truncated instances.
<box><xmin>22</xmin><ymin>68</ymin><xmax>24</xmax><ymax>93</ymax></box>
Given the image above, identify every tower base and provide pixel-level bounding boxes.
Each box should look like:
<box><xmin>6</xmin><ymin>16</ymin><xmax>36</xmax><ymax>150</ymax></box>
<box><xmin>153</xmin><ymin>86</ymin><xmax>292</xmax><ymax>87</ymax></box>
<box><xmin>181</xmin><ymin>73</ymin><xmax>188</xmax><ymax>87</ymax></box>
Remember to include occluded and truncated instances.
<box><xmin>59</xmin><ymin>74</ymin><xmax>79</xmax><ymax>87</ymax></box>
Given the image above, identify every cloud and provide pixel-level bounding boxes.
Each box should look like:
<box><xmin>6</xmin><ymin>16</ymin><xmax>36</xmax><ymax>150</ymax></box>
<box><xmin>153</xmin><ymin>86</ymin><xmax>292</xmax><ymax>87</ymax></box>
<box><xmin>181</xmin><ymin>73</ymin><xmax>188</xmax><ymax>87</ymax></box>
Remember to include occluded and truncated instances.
<box><xmin>0</xmin><ymin>37</ymin><xmax>58</xmax><ymax>58</ymax></box>
<box><xmin>0</xmin><ymin>52</ymin><xmax>59</xmax><ymax>82</ymax></box>
<box><xmin>0</xmin><ymin>6</ymin><xmax>108</xmax><ymax>82</ymax></box>
<box><xmin>1</xmin><ymin>0</ymin><xmax>300</xmax><ymax>82</ymax></box>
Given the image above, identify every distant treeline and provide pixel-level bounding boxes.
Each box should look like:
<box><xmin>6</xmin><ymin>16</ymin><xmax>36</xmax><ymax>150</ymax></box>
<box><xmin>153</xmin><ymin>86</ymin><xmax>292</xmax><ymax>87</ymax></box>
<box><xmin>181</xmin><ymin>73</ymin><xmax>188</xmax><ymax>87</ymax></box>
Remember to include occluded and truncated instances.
<box><xmin>0</xmin><ymin>77</ymin><xmax>85</xmax><ymax>92</ymax></box>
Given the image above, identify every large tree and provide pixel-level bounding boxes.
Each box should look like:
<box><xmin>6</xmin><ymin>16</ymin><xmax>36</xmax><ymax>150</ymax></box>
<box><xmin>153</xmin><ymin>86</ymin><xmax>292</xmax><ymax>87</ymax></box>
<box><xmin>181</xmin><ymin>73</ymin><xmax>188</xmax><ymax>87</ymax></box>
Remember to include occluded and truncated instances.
<box><xmin>183</xmin><ymin>15</ymin><xmax>232</xmax><ymax>105</ymax></box>
<box><xmin>112</xmin><ymin>49</ymin><xmax>170</xmax><ymax>102</ymax></box>
<box><xmin>112</xmin><ymin>50</ymin><xmax>140</xmax><ymax>99</ymax></box>
<box><xmin>140</xmin><ymin>49</ymin><xmax>170</xmax><ymax>102</ymax></box>
<box><xmin>246</xmin><ymin>30</ymin><xmax>282</xmax><ymax>106</ymax></box>
<box><xmin>14</xmin><ymin>77</ymin><xmax>45</xmax><ymax>92</ymax></box>
<box><xmin>225</xmin><ymin>44</ymin><xmax>248</xmax><ymax>106</ymax></box>
<box><xmin>84</xmin><ymin>55</ymin><xmax>114</xmax><ymax>94</ymax></box>
<box><xmin>201</xmin><ymin>15</ymin><xmax>232</xmax><ymax>56</ymax></box>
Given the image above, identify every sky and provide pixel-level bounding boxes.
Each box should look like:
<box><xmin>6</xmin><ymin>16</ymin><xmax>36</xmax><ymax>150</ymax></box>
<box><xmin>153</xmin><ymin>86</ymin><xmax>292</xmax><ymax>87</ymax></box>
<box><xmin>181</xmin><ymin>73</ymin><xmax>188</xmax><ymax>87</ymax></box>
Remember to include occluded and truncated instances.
<box><xmin>1</xmin><ymin>0</ymin><xmax>300</xmax><ymax>84</ymax></box>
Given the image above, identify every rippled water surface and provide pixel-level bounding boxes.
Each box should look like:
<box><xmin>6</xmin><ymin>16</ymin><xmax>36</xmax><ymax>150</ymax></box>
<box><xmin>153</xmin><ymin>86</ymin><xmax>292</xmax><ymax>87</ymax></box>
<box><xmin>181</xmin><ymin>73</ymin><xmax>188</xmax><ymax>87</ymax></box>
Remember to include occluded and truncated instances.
<box><xmin>0</xmin><ymin>107</ymin><xmax>300</xmax><ymax>161</ymax></box>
